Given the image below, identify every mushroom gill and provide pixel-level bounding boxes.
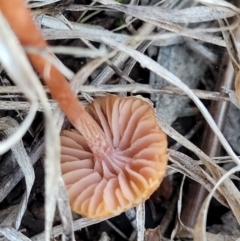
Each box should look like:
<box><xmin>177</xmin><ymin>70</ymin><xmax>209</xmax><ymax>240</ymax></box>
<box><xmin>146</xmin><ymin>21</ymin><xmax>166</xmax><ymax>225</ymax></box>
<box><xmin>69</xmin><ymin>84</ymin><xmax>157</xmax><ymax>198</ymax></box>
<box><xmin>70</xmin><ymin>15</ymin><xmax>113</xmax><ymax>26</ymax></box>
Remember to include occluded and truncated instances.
<box><xmin>60</xmin><ymin>95</ymin><xmax>168</xmax><ymax>218</ymax></box>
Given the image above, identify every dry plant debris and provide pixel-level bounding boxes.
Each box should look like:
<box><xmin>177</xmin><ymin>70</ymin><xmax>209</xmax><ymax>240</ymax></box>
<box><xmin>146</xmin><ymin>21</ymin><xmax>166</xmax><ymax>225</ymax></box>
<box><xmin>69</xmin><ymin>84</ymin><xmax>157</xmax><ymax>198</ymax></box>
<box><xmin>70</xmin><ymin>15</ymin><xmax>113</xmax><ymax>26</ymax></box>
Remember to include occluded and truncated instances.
<box><xmin>0</xmin><ymin>0</ymin><xmax>240</xmax><ymax>241</ymax></box>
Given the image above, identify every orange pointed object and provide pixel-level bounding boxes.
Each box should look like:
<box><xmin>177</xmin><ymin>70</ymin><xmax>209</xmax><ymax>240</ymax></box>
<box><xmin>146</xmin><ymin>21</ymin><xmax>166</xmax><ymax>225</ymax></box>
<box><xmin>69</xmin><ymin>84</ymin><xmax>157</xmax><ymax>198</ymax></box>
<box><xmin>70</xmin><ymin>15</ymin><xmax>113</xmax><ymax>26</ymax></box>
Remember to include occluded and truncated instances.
<box><xmin>60</xmin><ymin>95</ymin><xmax>168</xmax><ymax>218</ymax></box>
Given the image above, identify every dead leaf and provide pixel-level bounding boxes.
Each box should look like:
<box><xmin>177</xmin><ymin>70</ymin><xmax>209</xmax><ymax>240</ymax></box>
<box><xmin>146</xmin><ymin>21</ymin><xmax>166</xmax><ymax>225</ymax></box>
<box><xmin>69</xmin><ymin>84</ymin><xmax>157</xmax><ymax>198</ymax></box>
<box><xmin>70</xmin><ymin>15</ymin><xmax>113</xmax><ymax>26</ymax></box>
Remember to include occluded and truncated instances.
<box><xmin>144</xmin><ymin>226</ymin><xmax>162</xmax><ymax>241</ymax></box>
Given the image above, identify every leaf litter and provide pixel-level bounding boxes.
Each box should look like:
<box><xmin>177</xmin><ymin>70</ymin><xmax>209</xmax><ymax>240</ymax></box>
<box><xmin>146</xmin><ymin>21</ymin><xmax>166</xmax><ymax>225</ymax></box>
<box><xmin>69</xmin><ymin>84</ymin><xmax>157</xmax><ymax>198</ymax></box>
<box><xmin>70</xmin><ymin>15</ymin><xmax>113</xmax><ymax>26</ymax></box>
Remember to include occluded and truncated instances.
<box><xmin>0</xmin><ymin>0</ymin><xmax>240</xmax><ymax>241</ymax></box>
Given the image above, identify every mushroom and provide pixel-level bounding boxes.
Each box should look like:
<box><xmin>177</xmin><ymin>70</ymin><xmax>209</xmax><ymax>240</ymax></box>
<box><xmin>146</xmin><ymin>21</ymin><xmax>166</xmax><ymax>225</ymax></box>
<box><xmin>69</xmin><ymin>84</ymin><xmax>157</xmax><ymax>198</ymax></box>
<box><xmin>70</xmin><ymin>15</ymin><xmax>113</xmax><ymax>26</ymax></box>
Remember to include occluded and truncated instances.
<box><xmin>60</xmin><ymin>95</ymin><xmax>168</xmax><ymax>219</ymax></box>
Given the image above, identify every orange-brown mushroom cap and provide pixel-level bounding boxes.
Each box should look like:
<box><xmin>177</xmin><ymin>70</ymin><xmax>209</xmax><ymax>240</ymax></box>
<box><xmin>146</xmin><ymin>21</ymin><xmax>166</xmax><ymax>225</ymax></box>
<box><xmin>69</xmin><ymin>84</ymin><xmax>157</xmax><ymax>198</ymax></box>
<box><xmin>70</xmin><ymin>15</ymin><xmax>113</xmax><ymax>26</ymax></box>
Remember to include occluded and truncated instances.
<box><xmin>60</xmin><ymin>95</ymin><xmax>168</xmax><ymax>218</ymax></box>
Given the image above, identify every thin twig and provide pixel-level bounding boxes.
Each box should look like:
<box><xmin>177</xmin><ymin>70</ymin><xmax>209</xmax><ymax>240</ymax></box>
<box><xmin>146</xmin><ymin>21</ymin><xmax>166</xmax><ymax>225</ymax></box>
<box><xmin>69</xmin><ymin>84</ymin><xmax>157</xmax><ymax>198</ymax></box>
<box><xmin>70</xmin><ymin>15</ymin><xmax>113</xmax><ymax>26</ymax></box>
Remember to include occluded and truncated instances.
<box><xmin>0</xmin><ymin>85</ymin><xmax>230</xmax><ymax>101</ymax></box>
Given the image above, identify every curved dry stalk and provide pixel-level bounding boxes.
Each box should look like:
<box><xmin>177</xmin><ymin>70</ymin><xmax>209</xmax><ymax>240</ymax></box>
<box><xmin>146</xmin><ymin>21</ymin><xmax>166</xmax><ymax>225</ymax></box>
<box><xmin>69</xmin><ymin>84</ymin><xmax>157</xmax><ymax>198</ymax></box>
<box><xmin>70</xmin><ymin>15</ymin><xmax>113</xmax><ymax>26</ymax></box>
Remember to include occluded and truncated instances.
<box><xmin>0</xmin><ymin>102</ymin><xmax>37</xmax><ymax>154</ymax></box>
<box><xmin>194</xmin><ymin>165</ymin><xmax>240</xmax><ymax>241</ymax></box>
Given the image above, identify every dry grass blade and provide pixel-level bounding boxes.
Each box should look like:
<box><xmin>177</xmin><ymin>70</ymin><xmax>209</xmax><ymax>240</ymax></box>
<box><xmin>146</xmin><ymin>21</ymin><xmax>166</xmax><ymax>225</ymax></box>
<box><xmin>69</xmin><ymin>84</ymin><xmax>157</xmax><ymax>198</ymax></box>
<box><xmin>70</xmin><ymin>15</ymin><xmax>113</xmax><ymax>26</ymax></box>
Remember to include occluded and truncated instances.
<box><xmin>0</xmin><ymin>103</ymin><xmax>37</xmax><ymax>154</ymax></box>
<box><xmin>194</xmin><ymin>166</ymin><xmax>240</xmax><ymax>241</ymax></box>
<box><xmin>98</xmin><ymin>5</ymin><xmax>235</xmax><ymax>23</ymax></box>
<box><xmin>40</xmin><ymin>15</ymin><xmax>104</xmax><ymax>31</ymax></box>
<box><xmin>57</xmin><ymin>178</ymin><xmax>75</xmax><ymax>241</ymax></box>
<box><xmin>0</xmin><ymin>227</ymin><xmax>31</xmax><ymax>241</ymax></box>
<box><xmin>0</xmin><ymin>100</ymin><xmax>58</xmax><ymax>111</ymax></box>
<box><xmin>40</xmin><ymin>15</ymin><xmax>127</xmax><ymax>42</ymax></box>
<box><xmin>0</xmin><ymin>13</ymin><xmax>38</xmax><ymax>154</ymax></box>
<box><xmin>40</xmin><ymin>15</ymin><xmax>233</xmax><ymax>52</ymax></box>
<box><xmin>218</xmin><ymin>19</ymin><xmax>240</xmax><ymax>72</ymax></box>
<box><xmin>218</xmin><ymin>18</ymin><xmax>240</xmax><ymax>103</ymax></box>
<box><xmin>0</xmin><ymin>85</ymin><xmax>231</xmax><ymax>102</ymax></box>
<box><xmin>42</xmin><ymin>29</ymin><xmax>127</xmax><ymax>42</ymax></box>
<box><xmin>0</xmin><ymin>117</ymin><xmax>35</xmax><ymax>229</ymax></box>
<box><xmin>131</xmin><ymin>21</ymin><xmax>237</xmax><ymax>49</ymax></box>
<box><xmin>0</xmin><ymin>140</ymin><xmax>44</xmax><ymax>203</ymax></box>
<box><xmin>31</xmin><ymin>217</ymin><xmax>110</xmax><ymax>241</ymax></box>
<box><xmin>0</xmin><ymin>205</ymin><xmax>19</xmax><ymax>226</ymax></box>
<box><xmin>195</xmin><ymin>0</ymin><xmax>240</xmax><ymax>14</ymax></box>
<box><xmin>169</xmin><ymin>150</ymin><xmax>228</xmax><ymax>207</ymax></box>
<box><xmin>0</xmin><ymin>86</ymin><xmax>49</xmax><ymax>94</ymax></box>
<box><xmin>28</xmin><ymin>0</ymin><xmax>60</xmax><ymax>8</ymax></box>
<box><xmin>0</xmin><ymin>10</ymin><xmax>60</xmax><ymax>241</ymax></box>
<box><xmin>175</xmin><ymin>176</ymin><xmax>194</xmax><ymax>236</ymax></box>
<box><xmin>25</xmin><ymin>45</ymin><xmax>107</xmax><ymax>58</ymax></box>
<box><xmin>136</xmin><ymin>203</ymin><xmax>145</xmax><ymax>241</ymax></box>
<box><xmin>101</xmin><ymin>37</ymin><xmax>240</xmax><ymax>166</ymax></box>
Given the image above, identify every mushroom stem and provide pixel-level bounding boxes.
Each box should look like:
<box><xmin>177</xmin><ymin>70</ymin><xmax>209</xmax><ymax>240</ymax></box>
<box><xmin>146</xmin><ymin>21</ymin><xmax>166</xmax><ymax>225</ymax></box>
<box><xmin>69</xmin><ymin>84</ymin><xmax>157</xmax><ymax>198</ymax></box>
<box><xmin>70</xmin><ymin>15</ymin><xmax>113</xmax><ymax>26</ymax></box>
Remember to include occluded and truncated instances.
<box><xmin>0</xmin><ymin>0</ymin><xmax>110</xmax><ymax>152</ymax></box>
